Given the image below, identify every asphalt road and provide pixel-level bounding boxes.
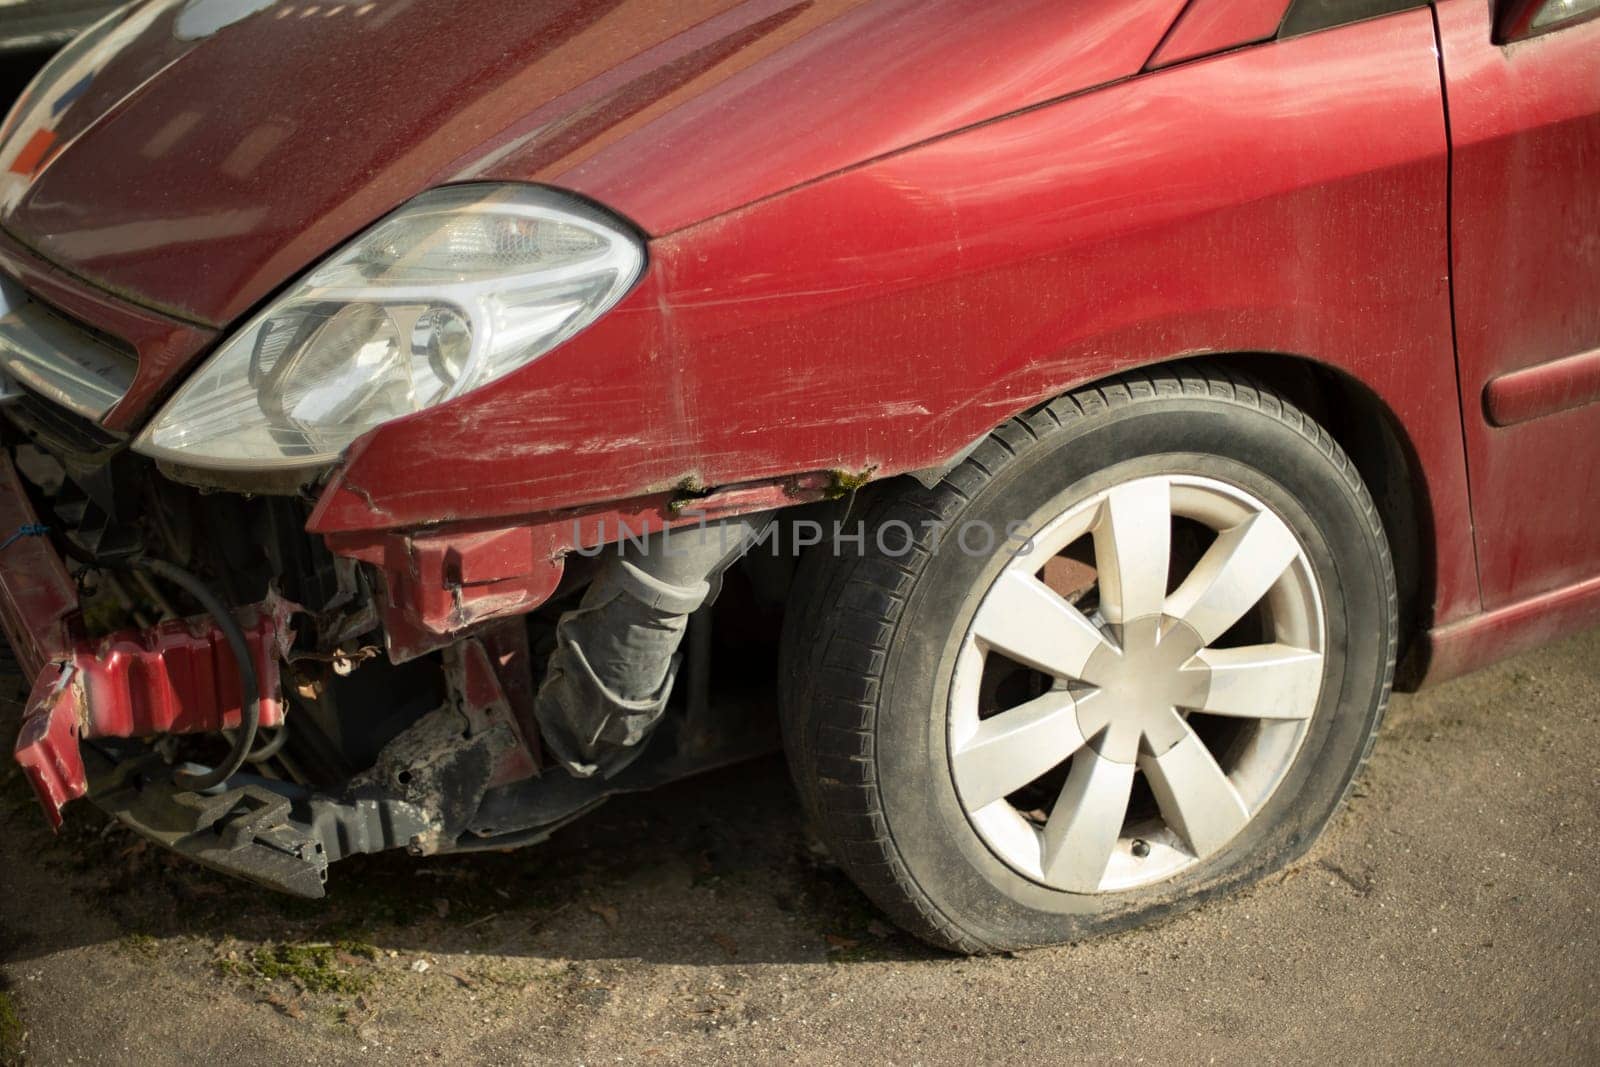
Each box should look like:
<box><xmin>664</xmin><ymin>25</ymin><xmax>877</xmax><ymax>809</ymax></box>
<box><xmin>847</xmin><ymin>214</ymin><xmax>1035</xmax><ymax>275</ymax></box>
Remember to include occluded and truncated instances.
<box><xmin>0</xmin><ymin>626</ymin><xmax>1596</xmax><ymax>1065</ymax></box>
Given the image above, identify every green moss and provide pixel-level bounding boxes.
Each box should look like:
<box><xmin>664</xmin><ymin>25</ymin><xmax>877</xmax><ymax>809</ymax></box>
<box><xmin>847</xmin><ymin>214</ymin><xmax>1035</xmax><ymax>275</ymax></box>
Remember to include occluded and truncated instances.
<box><xmin>118</xmin><ymin>932</ymin><xmax>160</xmax><ymax>959</ymax></box>
<box><xmin>0</xmin><ymin>990</ymin><xmax>22</xmax><ymax>1066</ymax></box>
<box><xmin>219</xmin><ymin>941</ymin><xmax>375</xmax><ymax>995</ymax></box>
<box><xmin>335</xmin><ymin>938</ymin><xmax>380</xmax><ymax>962</ymax></box>
<box><xmin>825</xmin><ymin>466</ymin><xmax>878</xmax><ymax>501</ymax></box>
<box><xmin>667</xmin><ymin>475</ymin><xmax>712</xmax><ymax>515</ymax></box>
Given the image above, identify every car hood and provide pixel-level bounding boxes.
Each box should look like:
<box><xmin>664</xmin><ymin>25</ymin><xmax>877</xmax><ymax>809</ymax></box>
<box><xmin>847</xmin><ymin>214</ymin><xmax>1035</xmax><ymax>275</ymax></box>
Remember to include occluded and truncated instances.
<box><xmin>0</xmin><ymin>0</ymin><xmax>1182</xmax><ymax>330</ymax></box>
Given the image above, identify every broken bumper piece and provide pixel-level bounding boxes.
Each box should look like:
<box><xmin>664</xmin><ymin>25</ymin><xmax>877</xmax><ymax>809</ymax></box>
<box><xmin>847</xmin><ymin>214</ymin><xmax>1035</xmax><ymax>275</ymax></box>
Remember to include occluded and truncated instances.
<box><xmin>0</xmin><ymin>449</ymin><xmax>290</xmax><ymax>827</ymax></box>
<box><xmin>83</xmin><ymin>745</ymin><xmax>433</xmax><ymax>898</ymax></box>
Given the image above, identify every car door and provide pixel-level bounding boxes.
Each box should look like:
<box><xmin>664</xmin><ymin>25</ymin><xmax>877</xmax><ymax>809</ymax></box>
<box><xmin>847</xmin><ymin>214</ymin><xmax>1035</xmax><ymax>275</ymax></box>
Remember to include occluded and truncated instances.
<box><xmin>1436</xmin><ymin>0</ymin><xmax>1600</xmax><ymax>607</ymax></box>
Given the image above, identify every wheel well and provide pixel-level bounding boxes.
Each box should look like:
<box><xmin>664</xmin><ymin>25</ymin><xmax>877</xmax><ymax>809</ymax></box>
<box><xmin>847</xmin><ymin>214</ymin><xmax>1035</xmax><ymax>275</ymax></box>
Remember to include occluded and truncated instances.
<box><xmin>1191</xmin><ymin>354</ymin><xmax>1431</xmax><ymax>668</ymax></box>
<box><xmin>817</xmin><ymin>351</ymin><xmax>1434</xmax><ymax>674</ymax></box>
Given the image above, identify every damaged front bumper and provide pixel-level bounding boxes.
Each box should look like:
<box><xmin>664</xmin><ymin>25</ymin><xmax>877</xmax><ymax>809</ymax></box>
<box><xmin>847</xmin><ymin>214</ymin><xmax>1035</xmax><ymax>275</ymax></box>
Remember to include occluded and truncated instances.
<box><xmin>0</xmin><ymin>450</ymin><xmax>290</xmax><ymax>826</ymax></box>
<box><xmin>0</xmin><ymin>437</ymin><xmax>543</xmax><ymax>887</ymax></box>
<box><xmin>0</xmin><ymin>409</ymin><xmax>796</xmax><ymax>897</ymax></box>
<box><xmin>0</xmin><ymin>229</ymin><xmax>798</xmax><ymax>897</ymax></box>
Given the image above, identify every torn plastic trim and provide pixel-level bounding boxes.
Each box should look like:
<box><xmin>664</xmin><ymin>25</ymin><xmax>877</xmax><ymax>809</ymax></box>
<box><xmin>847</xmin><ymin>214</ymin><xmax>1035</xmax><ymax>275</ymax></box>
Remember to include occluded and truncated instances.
<box><xmin>322</xmin><ymin>470</ymin><xmax>840</xmax><ymax>663</ymax></box>
<box><xmin>78</xmin><ymin>632</ymin><xmax>544</xmax><ymax>893</ymax></box>
<box><xmin>13</xmin><ymin>662</ymin><xmax>85</xmax><ymax>829</ymax></box>
<box><xmin>342</xmin><ymin>634</ymin><xmax>541</xmax><ymax>854</ymax></box>
<box><xmin>84</xmin><ymin>744</ymin><xmax>435</xmax><ymax>899</ymax></box>
<box><xmin>12</xmin><ymin>596</ymin><xmax>295</xmax><ymax>828</ymax></box>
<box><xmin>73</xmin><ymin>595</ymin><xmax>292</xmax><ymax>738</ymax></box>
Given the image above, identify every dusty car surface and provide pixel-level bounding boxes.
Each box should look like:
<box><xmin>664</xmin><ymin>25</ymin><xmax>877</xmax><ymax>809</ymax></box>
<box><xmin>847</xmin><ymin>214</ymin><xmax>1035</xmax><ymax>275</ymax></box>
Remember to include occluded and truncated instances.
<box><xmin>0</xmin><ymin>0</ymin><xmax>1595</xmax><ymax>953</ymax></box>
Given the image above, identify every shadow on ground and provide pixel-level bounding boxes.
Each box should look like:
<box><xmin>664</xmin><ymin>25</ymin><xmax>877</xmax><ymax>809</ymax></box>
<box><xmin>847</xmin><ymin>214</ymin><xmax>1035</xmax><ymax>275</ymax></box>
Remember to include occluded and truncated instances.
<box><xmin>0</xmin><ymin>740</ymin><xmax>934</xmax><ymax>972</ymax></box>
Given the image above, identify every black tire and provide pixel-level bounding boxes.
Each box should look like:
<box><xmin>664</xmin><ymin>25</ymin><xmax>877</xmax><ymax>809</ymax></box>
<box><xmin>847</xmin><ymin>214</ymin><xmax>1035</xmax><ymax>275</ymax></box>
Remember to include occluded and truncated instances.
<box><xmin>778</xmin><ymin>365</ymin><xmax>1397</xmax><ymax>953</ymax></box>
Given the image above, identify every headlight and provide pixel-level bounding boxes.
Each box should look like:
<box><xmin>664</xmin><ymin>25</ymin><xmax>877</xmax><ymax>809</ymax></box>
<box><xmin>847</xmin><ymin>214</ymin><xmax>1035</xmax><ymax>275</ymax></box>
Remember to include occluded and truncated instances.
<box><xmin>133</xmin><ymin>184</ymin><xmax>645</xmax><ymax>470</ymax></box>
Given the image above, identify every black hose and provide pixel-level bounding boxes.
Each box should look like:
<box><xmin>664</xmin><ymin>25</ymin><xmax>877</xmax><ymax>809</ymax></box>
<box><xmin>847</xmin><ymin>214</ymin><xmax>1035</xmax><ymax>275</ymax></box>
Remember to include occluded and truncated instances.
<box><xmin>246</xmin><ymin>726</ymin><xmax>288</xmax><ymax>763</ymax></box>
<box><xmin>134</xmin><ymin>558</ymin><xmax>259</xmax><ymax>792</ymax></box>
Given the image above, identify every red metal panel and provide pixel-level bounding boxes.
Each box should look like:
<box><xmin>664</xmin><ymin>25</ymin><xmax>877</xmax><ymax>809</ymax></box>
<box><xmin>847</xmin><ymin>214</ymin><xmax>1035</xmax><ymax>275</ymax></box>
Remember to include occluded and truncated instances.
<box><xmin>327</xmin><ymin>472</ymin><xmax>834</xmax><ymax>657</ymax></box>
<box><xmin>511</xmin><ymin>0</ymin><xmax>1189</xmax><ymax>235</ymax></box>
<box><xmin>480</xmin><ymin>620</ymin><xmax>544</xmax><ymax>772</ymax></box>
<box><xmin>314</xmin><ymin>10</ymin><xmax>1480</xmax><ymax>626</ymax></box>
<box><xmin>73</xmin><ymin>604</ymin><xmax>289</xmax><ymax>738</ymax></box>
<box><xmin>1147</xmin><ymin>0</ymin><xmax>1291</xmax><ymax>68</ymax></box>
<box><xmin>449</xmin><ymin>637</ymin><xmax>539</xmax><ymax>789</ymax></box>
<box><xmin>1414</xmin><ymin>573</ymin><xmax>1600</xmax><ymax>689</ymax></box>
<box><xmin>13</xmin><ymin>663</ymin><xmax>86</xmax><ymax>830</ymax></box>
<box><xmin>0</xmin><ymin>451</ymin><xmax>77</xmax><ymax>677</ymax></box>
<box><xmin>13</xmin><ymin>599</ymin><xmax>290</xmax><ymax>827</ymax></box>
<box><xmin>0</xmin><ymin>457</ymin><xmax>296</xmax><ymax>822</ymax></box>
<box><xmin>8</xmin><ymin>602</ymin><xmax>292</xmax><ymax>827</ymax></box>
<box><xmin>1436</xmin><ymin>0</ymin><xmax>1600</xmax><ymax>605</ymax></box>
<box><xmin>1484</xmin><ymin>346</ymin><xmax>1600</xmax><ymax>427</ymax></box>
<box><xmin>0</xmin><ymin>0</ymin><xmax>1185</xmax><ymax>335</ymax></box>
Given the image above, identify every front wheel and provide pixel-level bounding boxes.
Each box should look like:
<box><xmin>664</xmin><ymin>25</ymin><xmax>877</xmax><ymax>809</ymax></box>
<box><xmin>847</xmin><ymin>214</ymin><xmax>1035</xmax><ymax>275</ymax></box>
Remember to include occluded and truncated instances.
<box><xmin>779</xmin><ymin>367</ymin><xmax>1397</xmax><ymax>952</ymax></box>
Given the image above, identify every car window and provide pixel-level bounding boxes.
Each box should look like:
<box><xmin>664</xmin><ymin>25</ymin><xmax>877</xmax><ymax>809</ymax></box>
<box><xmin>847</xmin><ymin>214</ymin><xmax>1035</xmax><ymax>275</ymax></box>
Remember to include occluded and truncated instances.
<box><xmin>1530</xmin><ymin>0</ymin><xmax>1600</xmax><ymax>28</ymax></box>
<box><xmin>1278</xmin><ymin>0</ymin><xmax>1426</xmax><ymax>37</ymax></box>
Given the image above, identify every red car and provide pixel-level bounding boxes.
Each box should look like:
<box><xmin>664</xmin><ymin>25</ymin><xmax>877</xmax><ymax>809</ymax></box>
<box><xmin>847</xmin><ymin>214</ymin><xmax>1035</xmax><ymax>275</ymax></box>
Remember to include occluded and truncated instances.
<box><xmin>0</xmin><ymin>0</ymin><xmax>1595</xmax><ymax>952</ymax></box>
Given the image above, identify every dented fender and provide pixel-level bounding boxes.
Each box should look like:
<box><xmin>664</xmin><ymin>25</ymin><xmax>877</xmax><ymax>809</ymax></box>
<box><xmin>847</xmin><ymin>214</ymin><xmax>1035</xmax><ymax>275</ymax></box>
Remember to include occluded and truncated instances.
<box><xmin>323</xmin><ymin>471</ymin><xmax>837</xmax><ymax>661</ymax></box>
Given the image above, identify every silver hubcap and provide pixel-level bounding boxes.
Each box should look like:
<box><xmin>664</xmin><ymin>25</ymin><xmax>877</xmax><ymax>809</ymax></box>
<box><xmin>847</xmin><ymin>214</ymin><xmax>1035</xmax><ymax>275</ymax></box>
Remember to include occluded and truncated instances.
<box><xmin>948</xmin><ymin>474</ymin><xmax>1325</xmax><ymax>894</ymax></box>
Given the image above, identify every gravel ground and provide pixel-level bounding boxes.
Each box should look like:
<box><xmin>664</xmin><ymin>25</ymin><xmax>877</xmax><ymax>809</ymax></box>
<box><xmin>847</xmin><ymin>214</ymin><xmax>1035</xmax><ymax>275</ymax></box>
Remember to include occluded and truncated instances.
<box><xmin>0</xmin><ymin>627</ymin><xmax>1596</xmax><ymax>1065</ymax></box>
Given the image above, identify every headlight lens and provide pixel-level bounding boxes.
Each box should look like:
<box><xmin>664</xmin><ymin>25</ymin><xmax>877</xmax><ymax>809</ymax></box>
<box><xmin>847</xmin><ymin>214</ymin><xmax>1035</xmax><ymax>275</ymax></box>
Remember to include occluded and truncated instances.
<box><xmin>134</xmin><ymin>184</ymin><xmax>644</xmax><ymax>470</ymax></box>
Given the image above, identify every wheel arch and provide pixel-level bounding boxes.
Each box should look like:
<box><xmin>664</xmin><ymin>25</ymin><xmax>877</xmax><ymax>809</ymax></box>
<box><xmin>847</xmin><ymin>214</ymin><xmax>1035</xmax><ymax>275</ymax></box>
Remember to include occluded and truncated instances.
<box><xmin>907</xmin><ymin>351</ymin><xmax>1435</xmax><ymax>684</ymax></box>
<box><xmin>1193</xmin><ymin>353</ymin><xmax>1430</xmax><ymax>682</ymax></box>
<box><xmin>779</xmin><ymin>356</ymin><xmax>1405</xmax><ymax>951</ymax></box>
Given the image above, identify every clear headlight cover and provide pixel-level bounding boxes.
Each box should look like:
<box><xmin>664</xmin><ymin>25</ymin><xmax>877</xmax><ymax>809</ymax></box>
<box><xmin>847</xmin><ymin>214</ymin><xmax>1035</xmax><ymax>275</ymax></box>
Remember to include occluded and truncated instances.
<box><xmin>134</xmin><ymin>184</ymin><xmax>645</xmax><ymax>470</ymax></box>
